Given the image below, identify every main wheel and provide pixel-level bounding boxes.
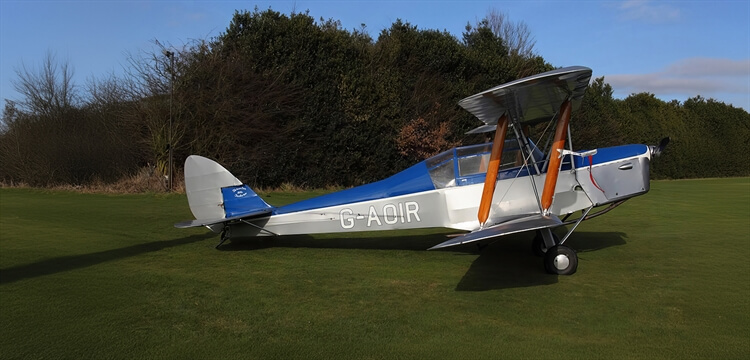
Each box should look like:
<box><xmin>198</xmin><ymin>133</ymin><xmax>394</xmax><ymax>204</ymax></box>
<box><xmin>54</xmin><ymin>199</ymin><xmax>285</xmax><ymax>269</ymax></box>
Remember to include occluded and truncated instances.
<box><xmin>543</xmin><ymin>245</ymin><xmax>578</xmax><ymax>275</ymax></box>
<box><xmin>532</xmin><ymin>231</ymin><xmax>559</xmax><ymax>257</ymax></box>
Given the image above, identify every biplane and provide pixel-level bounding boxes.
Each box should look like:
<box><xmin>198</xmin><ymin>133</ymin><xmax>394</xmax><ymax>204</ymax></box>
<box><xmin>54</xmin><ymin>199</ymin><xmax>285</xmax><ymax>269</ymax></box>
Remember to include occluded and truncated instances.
<box><xmin>176</xmin><ymin>66</ymin><xmax>668</xmax><ymax>275</ymax></box>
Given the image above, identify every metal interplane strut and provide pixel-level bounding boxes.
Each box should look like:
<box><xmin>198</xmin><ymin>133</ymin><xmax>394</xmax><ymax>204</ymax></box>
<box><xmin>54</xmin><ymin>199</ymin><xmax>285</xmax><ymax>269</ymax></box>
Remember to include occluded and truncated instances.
<box><xmin>504</xmin><ymin>89</ymin><xmax>545</xmax><ymax>215</ymax></box>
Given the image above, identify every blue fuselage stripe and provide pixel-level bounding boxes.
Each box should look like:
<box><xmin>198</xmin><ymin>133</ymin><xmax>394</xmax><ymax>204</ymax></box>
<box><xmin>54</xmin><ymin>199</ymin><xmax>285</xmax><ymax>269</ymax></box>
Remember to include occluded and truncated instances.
<box><xmin>275</xmin><ymin>162</ymin><xmax>435</xmax><ymax>214</ymax></box>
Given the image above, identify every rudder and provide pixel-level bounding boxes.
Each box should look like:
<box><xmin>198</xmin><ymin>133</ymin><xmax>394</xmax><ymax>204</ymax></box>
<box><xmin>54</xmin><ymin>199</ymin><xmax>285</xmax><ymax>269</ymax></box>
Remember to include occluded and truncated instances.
<box><xmin>184</xmin><ymin>155</ymin><xmax>272</xmax><ymax>221</ymax></box>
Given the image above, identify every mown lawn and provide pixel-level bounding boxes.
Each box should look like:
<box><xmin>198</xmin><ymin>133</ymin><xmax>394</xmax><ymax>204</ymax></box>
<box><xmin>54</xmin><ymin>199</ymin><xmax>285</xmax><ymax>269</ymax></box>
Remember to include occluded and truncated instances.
<box><xmin>1</xmin><ymin>178</ymin><xmax>748</xmax><ymax>359</ymax></box>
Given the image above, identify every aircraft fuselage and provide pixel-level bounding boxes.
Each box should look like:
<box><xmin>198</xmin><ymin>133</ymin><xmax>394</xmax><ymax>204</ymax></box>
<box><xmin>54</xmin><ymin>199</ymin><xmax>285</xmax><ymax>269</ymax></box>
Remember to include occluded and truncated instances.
<box><xmin>226</xmin><ymin>144</ymin><xmax>651</xmax><ymax>238</ymax></box>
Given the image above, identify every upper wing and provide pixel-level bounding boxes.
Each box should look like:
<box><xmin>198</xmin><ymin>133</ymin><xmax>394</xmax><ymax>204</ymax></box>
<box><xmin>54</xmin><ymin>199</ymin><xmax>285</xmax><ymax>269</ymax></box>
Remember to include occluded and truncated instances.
<box><xmin>460</xmin><ymin>66</ymin><xmax>592</xmax><ymax>132</ymax></box>
<box><xmin>428</xmin><ymin>214</ymin><xmax>562</xmax><ymax>250</ymax></box>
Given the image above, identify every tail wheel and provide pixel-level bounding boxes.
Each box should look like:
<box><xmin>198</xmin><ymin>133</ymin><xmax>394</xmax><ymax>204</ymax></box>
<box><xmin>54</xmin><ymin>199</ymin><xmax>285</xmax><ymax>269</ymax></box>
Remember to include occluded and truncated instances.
<box><xmin>532</xmin><ymin>231</ymin><xmax>559</xmax><ymax>257</ymax></box>
<box><xmin>216</xmin><ymin>226</ymin><xmax>231</xmax><ymax>249</ymax></box>
<box><xmin>544</xmin><ymin>245</ymin><xmax>578</xmax><ymax>275</ymax></box>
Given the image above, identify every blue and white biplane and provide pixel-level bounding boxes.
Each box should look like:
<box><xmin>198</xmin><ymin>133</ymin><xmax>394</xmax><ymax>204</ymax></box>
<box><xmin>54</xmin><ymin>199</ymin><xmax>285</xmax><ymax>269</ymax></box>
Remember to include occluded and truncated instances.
<box><xmin>176</xmin><ymin>66</ymin><xmax>667</xmax><ymax>275</ymax></box>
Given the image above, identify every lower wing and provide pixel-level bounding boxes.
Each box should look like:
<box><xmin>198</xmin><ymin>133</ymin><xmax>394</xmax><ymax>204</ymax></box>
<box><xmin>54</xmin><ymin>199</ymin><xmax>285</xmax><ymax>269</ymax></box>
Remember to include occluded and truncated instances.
<box><xmin>429</xmin><ymin>214</ymin><xmax>562</xmax><ymax>250</ymax></box>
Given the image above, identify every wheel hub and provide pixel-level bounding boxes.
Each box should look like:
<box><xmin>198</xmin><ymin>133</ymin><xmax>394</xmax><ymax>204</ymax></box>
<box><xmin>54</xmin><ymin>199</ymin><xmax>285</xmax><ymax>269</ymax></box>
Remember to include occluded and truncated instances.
<box><xmin>553</xmin><ymin>254</ymin><xmax>570</xmax><ymax>270</ymax></box>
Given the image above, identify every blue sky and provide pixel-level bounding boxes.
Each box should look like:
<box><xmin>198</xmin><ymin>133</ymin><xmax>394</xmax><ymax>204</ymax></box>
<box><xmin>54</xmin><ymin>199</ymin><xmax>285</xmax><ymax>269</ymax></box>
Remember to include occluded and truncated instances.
<box><xmin>2</xmin><ymin>0</ymin><xmax>749</xmax><ymax>111</ymax></box>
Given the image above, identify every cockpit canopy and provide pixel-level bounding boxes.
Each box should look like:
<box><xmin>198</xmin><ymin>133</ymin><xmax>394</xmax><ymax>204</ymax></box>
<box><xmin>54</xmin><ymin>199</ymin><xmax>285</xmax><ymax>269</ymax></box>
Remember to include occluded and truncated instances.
<box><xmin>425</xmin><ymin>139</ymin><xmax>545</xmax><ymax>189</ymax></box>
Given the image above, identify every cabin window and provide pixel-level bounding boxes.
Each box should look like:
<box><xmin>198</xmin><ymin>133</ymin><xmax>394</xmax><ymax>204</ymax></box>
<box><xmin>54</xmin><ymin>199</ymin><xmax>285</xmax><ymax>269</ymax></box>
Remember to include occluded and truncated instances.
<box><xmin>425</xmin><ymin>140</ymin><xmax>544</xmax><ymax>189</ymax></box>
<box><xmin>456</xmin><ymin>143</ymin><xmax>492</xmax><ymax>177</ymax></box>
<box><xmin>458</xmin><ymin>153</ymin><xmax>490</xmax><ymax>177</ymax></box>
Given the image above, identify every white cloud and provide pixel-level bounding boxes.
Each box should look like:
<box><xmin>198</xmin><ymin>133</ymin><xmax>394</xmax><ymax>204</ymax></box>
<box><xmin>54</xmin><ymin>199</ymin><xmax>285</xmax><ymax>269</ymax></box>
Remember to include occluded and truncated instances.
<box><xmin>619</xmin><ymin>0</ymin><xmax>681</xmax><ymax>23</ymax></box>
<box><xmin>664</xmin><ymin>58</ymin><xmax>750</xmax><ymax>77</ymax></box>
<box><xmin>604</xmin><ymin>57</ymin><xmax>750</xmax><ymax>110</ymax></box>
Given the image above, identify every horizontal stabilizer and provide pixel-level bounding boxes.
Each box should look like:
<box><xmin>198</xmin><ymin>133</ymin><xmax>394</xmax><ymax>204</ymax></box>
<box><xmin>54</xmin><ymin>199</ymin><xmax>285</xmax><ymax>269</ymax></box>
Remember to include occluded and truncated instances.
<box><xmin>174</xmin><ymin>208</ymin><xmax>272</xmax><ymax>229</ymax></box>
<box><xmin>429</xmin><ymin>214</ymin><xmax>562</xmax><ymax>250</ymax></box>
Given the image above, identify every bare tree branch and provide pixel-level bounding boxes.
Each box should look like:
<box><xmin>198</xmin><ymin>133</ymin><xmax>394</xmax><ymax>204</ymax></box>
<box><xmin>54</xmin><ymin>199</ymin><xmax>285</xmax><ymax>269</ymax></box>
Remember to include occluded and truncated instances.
<box><xmin>484</xmin><ymin>8</ymin><xmax>537</xmax><ymax>58</ymax></box>
<box><xmin>11</xmin><ymin>52</ymin><xmax>78</xmax><ymax>118</ymax></box>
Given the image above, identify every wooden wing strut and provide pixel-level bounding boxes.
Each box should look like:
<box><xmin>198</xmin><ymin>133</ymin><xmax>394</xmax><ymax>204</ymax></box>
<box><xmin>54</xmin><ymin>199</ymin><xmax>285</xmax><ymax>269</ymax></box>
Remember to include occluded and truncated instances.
<box><xmin>541</xmin><ymin>100</ymin><xmax>572</xmax><ymax>214</ymax></box>
<box><xmin>477</xmin><ymin>114</ymin><xmax>509</xmax><ymax>226</ymax></box>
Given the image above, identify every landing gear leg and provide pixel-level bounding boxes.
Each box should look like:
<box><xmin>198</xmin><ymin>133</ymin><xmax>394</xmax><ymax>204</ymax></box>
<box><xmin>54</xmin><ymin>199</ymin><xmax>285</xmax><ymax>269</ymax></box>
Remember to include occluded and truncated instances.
<box><xmin>532</xmin><ymin>229</ymin><xmax>559</xmax><ymax>257</ymax></box>
<box><xmin>539</xmin><ymin>205</ymin><xmax>592</xmax><ymax>274</ymax></box>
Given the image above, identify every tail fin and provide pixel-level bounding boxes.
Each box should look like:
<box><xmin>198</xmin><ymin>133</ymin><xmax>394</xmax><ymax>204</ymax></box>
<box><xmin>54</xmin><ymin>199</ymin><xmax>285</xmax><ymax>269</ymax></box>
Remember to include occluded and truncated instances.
<box><xmin>183</xmin><ymin>155</ymin><xmax>273</xmax><ymax>222</ymax></box>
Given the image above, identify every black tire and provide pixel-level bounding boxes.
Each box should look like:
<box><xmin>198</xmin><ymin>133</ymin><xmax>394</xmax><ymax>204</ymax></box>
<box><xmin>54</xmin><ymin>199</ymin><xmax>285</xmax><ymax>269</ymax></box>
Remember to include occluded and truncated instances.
<box><xmin>543</xmin><ymin>245</ymin><xmax>578</xmax><ymax>275</ymax></box>
<box><xmin>532</xmin><ymin>231</ymin><xmax>559</xmax><ymax>257</ymax></box>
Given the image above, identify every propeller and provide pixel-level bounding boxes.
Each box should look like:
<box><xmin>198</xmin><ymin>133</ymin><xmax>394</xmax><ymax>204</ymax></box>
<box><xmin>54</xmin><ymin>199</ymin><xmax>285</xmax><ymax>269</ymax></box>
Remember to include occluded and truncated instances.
<box><xmin>649</xmin><ymin>137</ymin><xmax>670</xmax><ymax>157</ymax></box>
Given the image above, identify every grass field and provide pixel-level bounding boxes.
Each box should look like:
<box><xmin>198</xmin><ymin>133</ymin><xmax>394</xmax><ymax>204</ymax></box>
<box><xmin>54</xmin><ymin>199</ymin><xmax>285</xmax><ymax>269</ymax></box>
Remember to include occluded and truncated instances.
<box><xmin>1</xmin><ymin>178</ymin><xmax>749</xmax><ymax>359</ymax></box>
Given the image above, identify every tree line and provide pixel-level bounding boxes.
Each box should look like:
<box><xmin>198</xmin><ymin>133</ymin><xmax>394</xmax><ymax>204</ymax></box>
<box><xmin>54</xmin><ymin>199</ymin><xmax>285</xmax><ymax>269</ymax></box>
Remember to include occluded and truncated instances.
<box><xmin>1</xmin><ymin>8</ymin><xmax>748</xmax><ymax>189</ymax></box>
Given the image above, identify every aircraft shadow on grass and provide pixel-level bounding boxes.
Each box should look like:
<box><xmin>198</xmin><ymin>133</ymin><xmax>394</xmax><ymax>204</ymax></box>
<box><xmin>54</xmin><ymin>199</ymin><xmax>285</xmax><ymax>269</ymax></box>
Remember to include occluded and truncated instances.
<box><xmin>454</xmin><ymin>231</ymin><xmax>628</xmax><ymax>291</ymax></box>
<box><xmin>220</xmin><ymin>229</ymin><xmax>627</xmax><ymax>291</ymax></box>
<box><xmin>0</xmin><ymin>233</ymin><xmax>214</xmax><ymax>285</ymax></box>
<box><xmin>219</xmin><ymin>230</ymin><xmax>451</xmax><ymax>252</ymax></box>
<box><xmin>0</xmin><ymin>231</ymin><xmax>625</xmax><ymax>287</ymax></box>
